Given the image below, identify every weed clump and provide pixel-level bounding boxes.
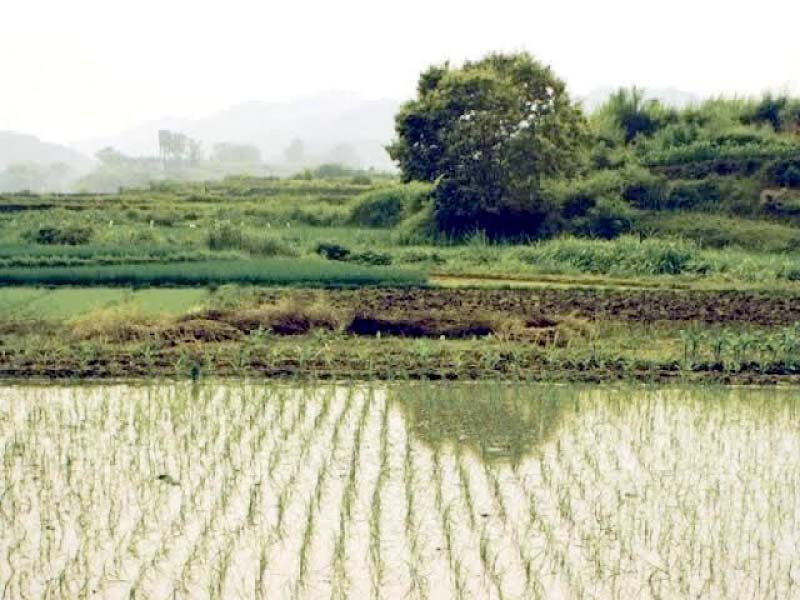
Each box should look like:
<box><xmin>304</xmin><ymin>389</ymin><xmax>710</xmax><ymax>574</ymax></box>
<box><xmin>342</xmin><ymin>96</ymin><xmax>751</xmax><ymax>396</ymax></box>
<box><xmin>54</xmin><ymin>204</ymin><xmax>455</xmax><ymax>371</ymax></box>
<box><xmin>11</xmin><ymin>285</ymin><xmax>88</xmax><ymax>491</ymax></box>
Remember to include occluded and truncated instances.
<box><xmin>315</xmin><ymin>242</ymin><xmax>351</xmax><ymax>261</ymax></box>
<box><xmin>206</xmin><ymin>223</ymin><xmax>298</xmax><ymax>257</ymax></box>
<box><xmin>316</xmin><ymin>243</ymin><xmax>393</xmax><ymax>266</ymax></box>
<box><xmin>70</xmin><ymin>308</ymin><xmax>162</xmax><ymax>343</ymax></box>
<box><xmin>24</xmin><ymin>225</ymin><xmax>94</xmax><ymax>245</ymax></box>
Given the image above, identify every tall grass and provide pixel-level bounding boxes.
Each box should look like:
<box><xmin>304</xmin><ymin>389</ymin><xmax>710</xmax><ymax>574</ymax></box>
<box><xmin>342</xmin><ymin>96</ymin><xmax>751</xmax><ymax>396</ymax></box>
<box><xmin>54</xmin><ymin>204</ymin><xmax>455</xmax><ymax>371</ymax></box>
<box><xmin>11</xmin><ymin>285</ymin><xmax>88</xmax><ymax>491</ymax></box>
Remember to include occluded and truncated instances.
<box><xmin>518</xmin><ymin>236</ymin><xmax>699</xmax><ymax>275</ymax></box>
<box><xmin>205</xmin><ymin>223</ymin><xmax>299</xmax><ymax>257</ymax></box>
<box><xmin>514</xmin><ymin>235</ymin><xmax>800</xmax><ymax>280</ymax></box>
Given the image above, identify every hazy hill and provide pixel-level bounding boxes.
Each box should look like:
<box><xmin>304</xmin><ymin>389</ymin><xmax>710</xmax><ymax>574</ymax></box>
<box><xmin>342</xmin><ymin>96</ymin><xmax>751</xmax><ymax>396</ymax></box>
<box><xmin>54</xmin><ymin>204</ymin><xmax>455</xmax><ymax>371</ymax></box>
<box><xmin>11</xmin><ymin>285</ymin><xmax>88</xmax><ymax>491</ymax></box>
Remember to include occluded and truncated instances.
<box><xmin>74</xmin><ymin>92</ymin><xmax>401</xmax><ymax>171</ymax></box>
<box><xmin>0</xmin><ymin>131</ymin><xmax>93</xmax><ymax>171</ymax></box>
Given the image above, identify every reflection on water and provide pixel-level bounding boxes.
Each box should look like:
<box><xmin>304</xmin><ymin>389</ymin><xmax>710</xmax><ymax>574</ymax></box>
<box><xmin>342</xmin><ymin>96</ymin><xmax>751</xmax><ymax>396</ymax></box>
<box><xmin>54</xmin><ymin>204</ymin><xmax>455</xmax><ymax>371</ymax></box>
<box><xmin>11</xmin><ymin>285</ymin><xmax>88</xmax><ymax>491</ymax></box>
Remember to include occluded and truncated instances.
<box><xmin>0</xmin><ymin>382</ymin><xmax>798</xmax><ymax>599</ymax></box>
<box><xmin>391</xmin><ymin>383</ymin><xmax>576</xmax><ymax>463</ymax></box>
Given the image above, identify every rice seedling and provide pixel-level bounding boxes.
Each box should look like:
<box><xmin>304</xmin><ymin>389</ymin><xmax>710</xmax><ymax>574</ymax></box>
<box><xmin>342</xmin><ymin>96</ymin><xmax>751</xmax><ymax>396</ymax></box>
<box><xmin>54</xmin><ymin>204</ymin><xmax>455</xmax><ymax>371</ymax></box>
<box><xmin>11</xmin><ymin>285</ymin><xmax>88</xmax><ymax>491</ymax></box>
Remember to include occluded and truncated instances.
<box><xmin>0</xmin><ymin>258</ymin><xmax>425</xmax><ymax>287</ymax></box>
<box><xmin>0</xmin><ymin>382</ymin><xmax>798</xmax><ymax>598</ymax></box>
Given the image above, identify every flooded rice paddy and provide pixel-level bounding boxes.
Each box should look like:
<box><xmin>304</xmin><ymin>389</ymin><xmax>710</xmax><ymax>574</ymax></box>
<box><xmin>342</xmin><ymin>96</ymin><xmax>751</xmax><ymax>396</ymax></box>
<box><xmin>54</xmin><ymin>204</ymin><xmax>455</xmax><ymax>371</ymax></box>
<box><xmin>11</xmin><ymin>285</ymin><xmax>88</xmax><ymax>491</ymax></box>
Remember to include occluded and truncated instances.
<box><xmin>1</xmin><ymin>383</ymin><xmax>799</xmax><ymax>599</ymax></box>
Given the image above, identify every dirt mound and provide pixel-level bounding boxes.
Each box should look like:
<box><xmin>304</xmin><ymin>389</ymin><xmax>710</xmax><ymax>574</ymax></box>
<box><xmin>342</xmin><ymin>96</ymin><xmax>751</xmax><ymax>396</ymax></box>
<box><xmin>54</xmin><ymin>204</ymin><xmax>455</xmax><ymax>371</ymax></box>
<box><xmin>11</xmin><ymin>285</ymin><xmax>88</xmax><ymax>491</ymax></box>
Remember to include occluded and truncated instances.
<box><xmin>227</xmin><ymin>307</ymin><xmax>340</xmax><ymax>335</ymax></box>
<box><xmin>347</xmin><ymin>312</ymin><xmax>495</xmax><ymax>339</ymax></box>
<box><xmin>344</xmin><ymin>310</ymin><xmax>584</xmax><ymax>345</ymax></box>
<box><xmin>185</xmin><ymin>301</ymin><xmax>344</xmax><ymax>336</ymax></box>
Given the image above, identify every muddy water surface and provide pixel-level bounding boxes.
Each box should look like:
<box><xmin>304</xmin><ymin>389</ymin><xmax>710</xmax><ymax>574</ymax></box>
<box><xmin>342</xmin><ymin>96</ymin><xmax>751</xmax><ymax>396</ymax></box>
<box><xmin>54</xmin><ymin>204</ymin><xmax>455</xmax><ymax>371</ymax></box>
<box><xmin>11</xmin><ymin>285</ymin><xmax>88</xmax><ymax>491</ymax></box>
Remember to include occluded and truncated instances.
<box><xmin>0</xmin><ymin>383</ymin><xmax>798</xmax><ymax>599</ymax></box>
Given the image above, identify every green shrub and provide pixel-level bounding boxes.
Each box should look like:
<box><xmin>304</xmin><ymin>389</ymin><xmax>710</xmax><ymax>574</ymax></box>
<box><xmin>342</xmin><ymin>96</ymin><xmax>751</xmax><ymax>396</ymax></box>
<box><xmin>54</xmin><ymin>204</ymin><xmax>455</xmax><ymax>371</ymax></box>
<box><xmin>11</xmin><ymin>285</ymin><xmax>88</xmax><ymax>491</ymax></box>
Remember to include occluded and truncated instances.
<box><xmin>394</xmin><ymin>204</ymin><xmax>444</xmax><ymax>245</ymax></box>
<box><xmin>148</xmin><ymin>212</ymin><xmax>180</xmax><ymax>227</ymax></box>
<box><xmin>764</xmin><ymin>158</ymin><xmax>800</xmax><ymax>188</ymax></box>
<box><xmin>287</xmin><ymin>206</ymin><xmax>349</xmax><ymax>227</ymax></box>
<box><xmin>206</xmin><ymin>223</ymin><xmax>243</xmax><ymax>250</ymax></box>
<box><xmin>400</xmin><ymin>250</ymin><xmax>447</xmax><ymax>265</ymax></box>
<box><xmin>348</xmin><ymin>182</ymin><xmax>433</xmax><ymax>228</ymax></box>
<box><xmin>665</xmin><ymin>179</ymin><xmax>723</xmax><ymax>210</ymax></box>
<box><xmin>315</xmin><ymin>242</ymin><xmax>351</xmax><ymax>261</ymax></box>
<box><xmin>347</xmin><ymin>251</ymin><xmax>393</xmax><ymax>266</ymax></box>
<box><xmin>242</xmin><ymin>235</ymin><xmax>298</xmax><ymax>257</ymax></box>
<box><xmin>206</xmin><ymin>223</ymin><xmax>297</xmax><ymax>257</ymax></box>
<box><xmin>23</xmin><ymin>225</ymin><xmax>94</xmax><ymax>245</ymax></box>
<box><xmin>568</xmin><ymin>197</ymin><xmax>635</xmax><ymax>239</ymax></box>
<box><xmin>314</xmin><ymin>242</ymin><xmax>391</xmax><ymax>265</ymax></box>
<box><xmin>546</xmin><ymin>170</ymin><xmax>623</xmax><ymax>215</ymax></box>
<box><xmin>784</xmin><ymin>267</ymin><xmax>800</xmax><ymax>281</ymax></box>
<box><xmin>543</xmin><ymin>171</ymin><xmax>635</xmax><ymax>238</ymax></box>
<box><xmin>313</xmin><ymin>163</ymin><xmax>353</xmax><ymax>178</ymax></box>
<box><xmin>620</xmin><ymin>166</ymin><xmax>668</xmax><ymax>209</ymax></box>
<box><xmin>350</xmin><ymin>174</ymin><xmax>372</xmax><ymax>185</ymax></box>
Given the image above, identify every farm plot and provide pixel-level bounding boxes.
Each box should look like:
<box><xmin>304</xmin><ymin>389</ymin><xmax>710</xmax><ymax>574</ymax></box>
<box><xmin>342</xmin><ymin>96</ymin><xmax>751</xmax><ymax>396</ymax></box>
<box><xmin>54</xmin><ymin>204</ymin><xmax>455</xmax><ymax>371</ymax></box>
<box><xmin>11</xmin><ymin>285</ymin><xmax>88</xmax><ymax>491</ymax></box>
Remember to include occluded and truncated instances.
<box><xmin>0</xmin><ymin>287</ymin><xmax>210</xmax><ymax>319</ymax></box>
<box><xmin>0</xmin><ymin>383</ymin><xmax>798</xmax><ymax>599</ymax></box>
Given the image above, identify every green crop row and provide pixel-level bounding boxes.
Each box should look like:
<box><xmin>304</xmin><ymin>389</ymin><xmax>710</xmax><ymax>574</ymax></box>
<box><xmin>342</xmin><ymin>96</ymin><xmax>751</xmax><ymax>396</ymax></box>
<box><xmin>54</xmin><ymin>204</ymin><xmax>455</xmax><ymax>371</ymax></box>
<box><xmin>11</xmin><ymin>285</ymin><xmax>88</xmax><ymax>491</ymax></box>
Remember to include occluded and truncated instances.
<box><xmin>0</xmin><ymin>258</ymin><xmax>426</xmax><ymax>287</ymax></box>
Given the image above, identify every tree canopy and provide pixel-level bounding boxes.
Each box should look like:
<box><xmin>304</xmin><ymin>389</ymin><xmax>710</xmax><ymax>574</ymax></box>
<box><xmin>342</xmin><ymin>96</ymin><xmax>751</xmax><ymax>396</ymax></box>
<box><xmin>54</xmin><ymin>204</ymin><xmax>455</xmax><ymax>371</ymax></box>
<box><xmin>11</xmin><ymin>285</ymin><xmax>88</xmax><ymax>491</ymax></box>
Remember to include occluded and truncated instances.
<box><xmin>387</xmin><ymin>52</ymin><xmax>588</xmax><ymax>238</ymax></box>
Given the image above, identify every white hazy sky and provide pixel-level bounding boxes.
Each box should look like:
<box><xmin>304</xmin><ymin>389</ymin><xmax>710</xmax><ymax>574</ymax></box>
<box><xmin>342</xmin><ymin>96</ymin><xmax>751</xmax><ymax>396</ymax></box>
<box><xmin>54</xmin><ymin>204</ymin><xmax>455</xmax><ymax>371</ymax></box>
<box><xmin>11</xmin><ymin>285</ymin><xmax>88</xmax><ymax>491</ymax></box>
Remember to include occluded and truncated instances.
<box><xmin>1</xmin><ymin>0</ymin><xmax>798</xmax><ymax>144</ymax></box>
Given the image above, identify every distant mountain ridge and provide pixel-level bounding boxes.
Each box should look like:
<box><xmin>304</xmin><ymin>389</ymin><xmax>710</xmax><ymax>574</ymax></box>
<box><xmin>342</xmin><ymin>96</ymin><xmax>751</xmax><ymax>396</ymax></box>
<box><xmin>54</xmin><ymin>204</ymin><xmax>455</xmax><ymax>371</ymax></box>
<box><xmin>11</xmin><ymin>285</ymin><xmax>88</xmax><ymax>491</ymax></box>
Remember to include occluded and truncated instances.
<box><xmin>73</xmin><ymin>92</ymin><xmax>402</xmax><ymax>171</ymax></box>
<box><xmin>0</xmin><ymin>131</ymin><xmax>93</xmax><ymax>171</ymax></box>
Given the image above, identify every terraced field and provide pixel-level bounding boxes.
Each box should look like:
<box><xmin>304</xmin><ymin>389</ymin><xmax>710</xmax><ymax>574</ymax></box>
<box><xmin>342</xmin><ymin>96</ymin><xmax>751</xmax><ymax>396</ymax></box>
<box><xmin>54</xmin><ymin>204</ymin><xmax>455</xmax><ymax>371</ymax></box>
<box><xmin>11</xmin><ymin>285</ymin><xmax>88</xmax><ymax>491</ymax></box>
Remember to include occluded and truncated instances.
<box><xmin>1</xmin><ymin>383</ymin><xmax>798</xmax><ymax>598</ymax></box>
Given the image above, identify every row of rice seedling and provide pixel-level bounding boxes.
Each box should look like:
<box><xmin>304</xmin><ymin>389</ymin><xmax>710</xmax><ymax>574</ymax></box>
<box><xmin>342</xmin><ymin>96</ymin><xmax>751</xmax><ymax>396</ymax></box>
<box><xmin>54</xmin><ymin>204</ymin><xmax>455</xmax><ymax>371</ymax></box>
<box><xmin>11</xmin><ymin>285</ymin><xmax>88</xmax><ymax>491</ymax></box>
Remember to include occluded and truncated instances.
<box><xmin>1</xmin><ymin>383</ymin><xmax>798</xmax><ymax>598</ymax></box>
<box><xmin>0</xmin><ymin>258</ymin><xmax>426</xmax><ymax>287</ymax></box>
<box><xmin>0</xmin><ymin>243</ymin><xmax>234</xmax><ymax>268</ymax></box>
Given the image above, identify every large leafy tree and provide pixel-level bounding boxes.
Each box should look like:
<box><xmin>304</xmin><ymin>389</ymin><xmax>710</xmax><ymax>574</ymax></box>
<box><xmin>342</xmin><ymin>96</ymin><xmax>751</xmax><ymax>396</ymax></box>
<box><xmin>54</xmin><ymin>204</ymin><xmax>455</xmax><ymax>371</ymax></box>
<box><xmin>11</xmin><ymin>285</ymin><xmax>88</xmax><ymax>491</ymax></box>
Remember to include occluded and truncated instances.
<box><xmin>388</xmin><ymin>52</ymin><xmax>587</xmax><ymax>238</ymax></box>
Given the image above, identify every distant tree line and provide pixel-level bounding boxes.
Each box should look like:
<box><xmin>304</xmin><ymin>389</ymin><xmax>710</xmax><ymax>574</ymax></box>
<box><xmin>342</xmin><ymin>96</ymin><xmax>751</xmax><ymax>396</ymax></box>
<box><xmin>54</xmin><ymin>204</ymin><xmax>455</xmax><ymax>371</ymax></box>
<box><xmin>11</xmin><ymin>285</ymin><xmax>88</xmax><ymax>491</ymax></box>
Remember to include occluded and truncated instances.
<box><xmin>158</xmin><ymin>130</ymin><xmax>203</xmax><ymax>167</ymax></box>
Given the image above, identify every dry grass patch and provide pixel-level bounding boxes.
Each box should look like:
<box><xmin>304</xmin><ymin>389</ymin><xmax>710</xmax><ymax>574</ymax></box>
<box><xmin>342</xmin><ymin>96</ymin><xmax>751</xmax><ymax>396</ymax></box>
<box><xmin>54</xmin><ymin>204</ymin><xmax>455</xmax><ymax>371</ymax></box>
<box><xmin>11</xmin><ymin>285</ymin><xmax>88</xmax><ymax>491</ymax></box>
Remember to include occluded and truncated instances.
<box><xmin>187</xmin><ymin>298</ymin><xmax>347</xmax><ymax>336</ymax></box>
<box><xmin>70</xmin><ymin>307</ymin><xmax>164</xmax><ymax>343</ymax></box>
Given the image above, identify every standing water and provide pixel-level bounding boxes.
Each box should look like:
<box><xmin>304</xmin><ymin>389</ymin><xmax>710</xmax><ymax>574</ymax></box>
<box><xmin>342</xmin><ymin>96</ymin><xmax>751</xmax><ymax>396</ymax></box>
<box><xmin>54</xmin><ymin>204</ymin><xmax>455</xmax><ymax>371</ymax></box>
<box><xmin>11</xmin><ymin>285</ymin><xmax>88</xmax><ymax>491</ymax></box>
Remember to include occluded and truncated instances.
<box><xmin>0</xmin><ymin>382</ymin><xmax>798</xmax><ymax>599</ymax></box>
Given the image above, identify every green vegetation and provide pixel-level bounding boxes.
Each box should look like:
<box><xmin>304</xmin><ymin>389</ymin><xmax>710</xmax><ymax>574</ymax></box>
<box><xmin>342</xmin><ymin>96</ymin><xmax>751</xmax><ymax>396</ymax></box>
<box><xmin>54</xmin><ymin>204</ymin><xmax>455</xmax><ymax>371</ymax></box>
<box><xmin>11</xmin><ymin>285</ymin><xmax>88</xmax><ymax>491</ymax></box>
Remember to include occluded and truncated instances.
<box><xmin>388</xmin><ymin>53</ymin><xmax>586</xmax><ymax>238</ymax></box>
<box><xmin>0</xmin><ymin>287</ymin><xmax>208</xmax><ymax>319</ymax></box>
<box><xmin>1</xmin><ymin>51</ymin><xmax>800</xmax><ymax>384</ymax></box>
<box><xmin>0</xmin><ymin>243</ymin><xmax>232</xmax><ymax>268</ymax></box>
<box><xmin>1</xmin><ymin>172</ymin><xmax>800</xmax><ymax>289</ymax></box>
<box><xmin>348</xmin><ymin>182</ymin><xmax>432</xmax><ymax>228</ymax></box>
<box><xmin>0</xmin><ymin>258</ymin><xmax>423</xmax><ymax>287</ymax></box>
<box><xmin>1</xmin><ymin>53</ymin><xmax>799</xmax><ymax>294</ymax></box>
<box><xmin>386</xmin><ymin>54</ymin><xmax>800</xmax><ymax>246</ymax></box>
